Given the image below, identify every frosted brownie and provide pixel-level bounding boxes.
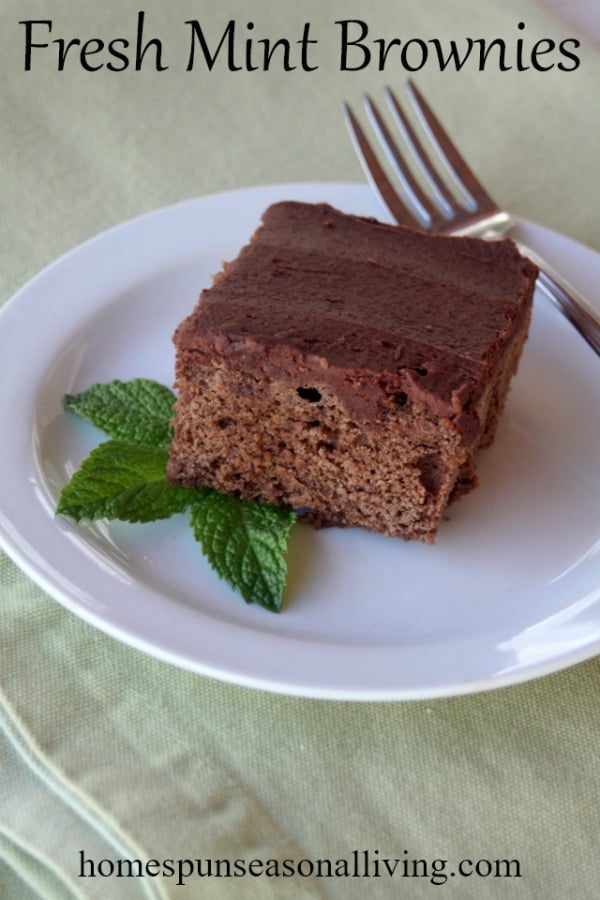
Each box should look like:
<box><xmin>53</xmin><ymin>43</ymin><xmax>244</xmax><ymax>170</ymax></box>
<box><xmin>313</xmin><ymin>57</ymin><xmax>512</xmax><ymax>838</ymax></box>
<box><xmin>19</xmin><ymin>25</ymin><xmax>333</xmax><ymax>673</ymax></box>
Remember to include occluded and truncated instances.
<box><xmin>167</xmin><ymin>201</ymin><xmax>537</xmax><ymax>542</ymax></box>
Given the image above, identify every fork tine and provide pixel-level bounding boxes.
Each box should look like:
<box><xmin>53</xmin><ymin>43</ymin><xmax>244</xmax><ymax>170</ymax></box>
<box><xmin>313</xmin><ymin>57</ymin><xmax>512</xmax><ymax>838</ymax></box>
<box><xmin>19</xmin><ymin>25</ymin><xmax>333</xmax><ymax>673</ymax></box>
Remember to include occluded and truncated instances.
<box><xmin>383</xmin><ymin>87</ymin><xmax>457</xmax><ymax>218</ymax></box>
<box><xmin>342</xmin><ymin>102</ymin><xmax>419</xmax><ymax>228</ymax></box>
<box><xmin>363</xmin><ymin>94</ymin><xmax>447</xmax><ymax>230</ymax></box>
<box><xmin>405</xmin><ymin>79</ymin><xmax>495</xmax><ymax>213</ymax></box>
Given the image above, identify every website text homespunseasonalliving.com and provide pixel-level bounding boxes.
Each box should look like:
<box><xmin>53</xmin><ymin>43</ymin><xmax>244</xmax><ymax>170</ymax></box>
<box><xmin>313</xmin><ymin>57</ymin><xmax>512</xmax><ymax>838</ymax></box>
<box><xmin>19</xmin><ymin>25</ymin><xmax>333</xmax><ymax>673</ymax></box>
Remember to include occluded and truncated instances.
<box><xmin>78</xmin><ymin>849</ymin><xmax>522</xmax><ymax>887</ymax></box>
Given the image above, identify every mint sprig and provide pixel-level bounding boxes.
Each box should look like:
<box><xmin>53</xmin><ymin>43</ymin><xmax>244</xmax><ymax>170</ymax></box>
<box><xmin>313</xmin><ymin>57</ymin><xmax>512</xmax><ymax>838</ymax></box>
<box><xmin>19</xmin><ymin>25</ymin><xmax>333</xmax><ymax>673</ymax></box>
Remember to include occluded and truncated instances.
<box><xmin>58</xmin><ymin>379</ymin><xmax>296</xmax><ymax>611</ymax></box>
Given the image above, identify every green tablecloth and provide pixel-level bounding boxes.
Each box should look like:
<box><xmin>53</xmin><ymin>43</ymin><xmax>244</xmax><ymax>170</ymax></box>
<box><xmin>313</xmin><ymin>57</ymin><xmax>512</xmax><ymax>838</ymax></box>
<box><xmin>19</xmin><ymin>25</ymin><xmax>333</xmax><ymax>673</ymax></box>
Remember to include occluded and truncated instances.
<box><xmin>1</xmin><ymin>1</ymin><xmax>599</xmax><ymax>897</ymax></box>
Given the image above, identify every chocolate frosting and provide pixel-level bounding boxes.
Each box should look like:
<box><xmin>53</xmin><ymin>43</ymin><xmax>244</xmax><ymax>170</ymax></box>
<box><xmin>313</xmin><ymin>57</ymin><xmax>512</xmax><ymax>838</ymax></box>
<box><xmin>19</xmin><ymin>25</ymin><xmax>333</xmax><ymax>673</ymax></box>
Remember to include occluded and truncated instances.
<box><xmin>175</xmin><ymin>202</ymin><xmax>537</xmax><ymax>442</ymax></box>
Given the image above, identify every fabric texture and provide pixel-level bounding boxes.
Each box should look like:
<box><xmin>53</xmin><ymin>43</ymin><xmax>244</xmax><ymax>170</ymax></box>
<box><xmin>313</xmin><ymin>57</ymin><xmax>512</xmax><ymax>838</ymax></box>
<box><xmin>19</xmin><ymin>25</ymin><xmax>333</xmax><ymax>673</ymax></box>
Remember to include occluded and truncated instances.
<box><xmin>1</xmin><ymin>1</ymin><xmax>599</xmax><ymax>897</ymax></box>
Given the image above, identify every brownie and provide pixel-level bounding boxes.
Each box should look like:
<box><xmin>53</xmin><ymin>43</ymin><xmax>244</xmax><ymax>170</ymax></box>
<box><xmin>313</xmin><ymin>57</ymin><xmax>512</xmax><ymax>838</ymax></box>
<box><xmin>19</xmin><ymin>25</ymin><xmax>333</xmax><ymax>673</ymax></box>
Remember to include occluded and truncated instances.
<box><xmin>167</xmin><ymin>201</ymin><xmax>537</xmax><ymax>542</ymax></box>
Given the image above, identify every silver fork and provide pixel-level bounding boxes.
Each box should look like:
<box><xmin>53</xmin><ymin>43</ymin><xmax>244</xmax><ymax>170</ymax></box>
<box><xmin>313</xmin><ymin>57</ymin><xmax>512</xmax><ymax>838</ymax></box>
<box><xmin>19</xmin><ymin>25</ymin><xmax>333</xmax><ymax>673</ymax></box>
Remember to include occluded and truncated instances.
<box><xmin>343</xmin><ymin>80</ymin><xmax>600</xmax><ymax>357</ymax></box>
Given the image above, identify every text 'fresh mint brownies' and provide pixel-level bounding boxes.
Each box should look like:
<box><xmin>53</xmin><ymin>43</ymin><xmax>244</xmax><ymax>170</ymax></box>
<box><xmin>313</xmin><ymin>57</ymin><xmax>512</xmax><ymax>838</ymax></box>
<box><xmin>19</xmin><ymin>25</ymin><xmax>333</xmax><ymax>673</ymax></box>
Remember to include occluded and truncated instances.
<box><xmin>167</xmin><ymin>202</ymin><xmax>537</xmax><ymax>543</ymax></box>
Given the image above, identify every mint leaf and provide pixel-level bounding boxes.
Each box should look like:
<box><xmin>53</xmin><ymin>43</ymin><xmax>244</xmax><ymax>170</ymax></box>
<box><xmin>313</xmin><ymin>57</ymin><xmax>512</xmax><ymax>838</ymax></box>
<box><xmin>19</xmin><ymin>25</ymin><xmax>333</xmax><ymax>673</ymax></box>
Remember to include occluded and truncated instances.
<box><xmin>64</xmin><ymin>379</ymin><xmax>175</xmax><ymax>449</ymax></box>
<box><xmin>56</xmin><ymin>440</ymin><xmax>194</xmax><ymax>523</ymax></box>
<box><xmin>190</xmin><ymin>493</ymin><xmax>296</xmax><ymax>612</ymax></box>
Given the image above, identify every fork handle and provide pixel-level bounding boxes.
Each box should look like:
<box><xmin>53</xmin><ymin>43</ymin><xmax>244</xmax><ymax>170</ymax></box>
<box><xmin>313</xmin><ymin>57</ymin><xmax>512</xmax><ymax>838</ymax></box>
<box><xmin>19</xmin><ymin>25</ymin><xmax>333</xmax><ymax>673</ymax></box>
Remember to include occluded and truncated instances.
<box><xmin>516</xmin><ymin>242</ymin><xmax>600</xmax><ymax>357</ymax></box>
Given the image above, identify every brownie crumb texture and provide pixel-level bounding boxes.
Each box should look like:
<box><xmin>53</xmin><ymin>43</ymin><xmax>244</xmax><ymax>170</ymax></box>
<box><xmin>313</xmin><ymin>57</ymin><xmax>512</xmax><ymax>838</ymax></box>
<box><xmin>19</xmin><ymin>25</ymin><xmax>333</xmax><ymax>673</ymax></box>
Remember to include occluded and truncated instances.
<box><xmin>167</xmin><ymin>202</ymin><xmax>537</xmax><ymax>543</ymax></box>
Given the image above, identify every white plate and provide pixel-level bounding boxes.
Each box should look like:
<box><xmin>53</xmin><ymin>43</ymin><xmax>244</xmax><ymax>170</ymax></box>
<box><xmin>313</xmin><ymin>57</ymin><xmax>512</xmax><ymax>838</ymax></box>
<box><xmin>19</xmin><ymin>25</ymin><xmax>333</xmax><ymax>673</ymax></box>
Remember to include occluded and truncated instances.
<box><xmin>0</xmin><ymin>183</ymin><xmax>599</xmax><ymax>700</ymax></box>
